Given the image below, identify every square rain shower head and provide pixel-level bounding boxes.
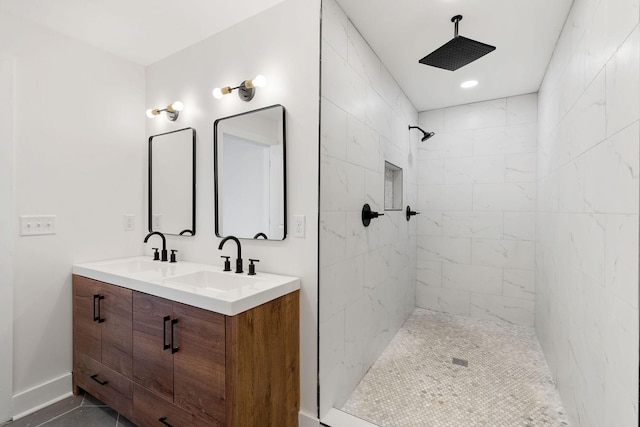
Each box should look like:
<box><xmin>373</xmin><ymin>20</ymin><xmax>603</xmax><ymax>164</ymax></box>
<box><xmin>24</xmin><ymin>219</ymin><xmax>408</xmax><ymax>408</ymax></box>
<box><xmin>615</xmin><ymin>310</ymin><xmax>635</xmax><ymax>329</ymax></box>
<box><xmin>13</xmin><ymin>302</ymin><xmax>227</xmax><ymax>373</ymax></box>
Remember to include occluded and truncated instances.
<box><xmin>419</xmin><ymin>36</ymin><xmax>496</xmax><ymax>71</ymax></box>
<box><xmin>419</xmin><ymin>15</ymin><xmax>496</xmax><ymax>71</ymax></box>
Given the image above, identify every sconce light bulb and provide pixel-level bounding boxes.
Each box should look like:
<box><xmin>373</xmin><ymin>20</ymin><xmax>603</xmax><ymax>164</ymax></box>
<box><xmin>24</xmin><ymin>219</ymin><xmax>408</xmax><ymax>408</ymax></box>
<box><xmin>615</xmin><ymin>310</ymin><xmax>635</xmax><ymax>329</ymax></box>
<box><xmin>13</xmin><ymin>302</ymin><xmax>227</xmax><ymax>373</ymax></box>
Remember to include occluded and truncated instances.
<box><xmin>212</xmin><ymin>87</ymin><xmax>224</xmax><ymax>99</ymax></box>
<box><xmin>252</xmin><ymin>74</ymin><xmax>267</xmax><ymax>88</ymax></box>
<box><xmin>146</xmin><ymin>108</ymin><xmax>158</xmax><ymax>118</ymax></box>
<box><xmin>172</xmin><ymin>101</ymin><xmax>184</xmax><ymax>111</ymax></box>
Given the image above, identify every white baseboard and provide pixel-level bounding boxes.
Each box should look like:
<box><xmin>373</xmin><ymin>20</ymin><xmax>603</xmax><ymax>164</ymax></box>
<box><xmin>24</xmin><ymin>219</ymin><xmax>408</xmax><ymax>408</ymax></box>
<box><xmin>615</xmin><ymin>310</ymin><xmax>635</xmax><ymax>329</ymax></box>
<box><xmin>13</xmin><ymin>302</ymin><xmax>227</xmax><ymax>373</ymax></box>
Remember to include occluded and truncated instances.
<box><xmin>299</xmin><ymin>410</ymin><xmax>320</xmax><ymax>427</ymax></box>
<box><xmin>321</xmin><ymin>408</ymin><xmax>378</xmax><ymax>427</ymax></box>
<box><xmin>12</xmin><ymin>373</ymin><xmax>73</xmax><ymax>420</ymax></box>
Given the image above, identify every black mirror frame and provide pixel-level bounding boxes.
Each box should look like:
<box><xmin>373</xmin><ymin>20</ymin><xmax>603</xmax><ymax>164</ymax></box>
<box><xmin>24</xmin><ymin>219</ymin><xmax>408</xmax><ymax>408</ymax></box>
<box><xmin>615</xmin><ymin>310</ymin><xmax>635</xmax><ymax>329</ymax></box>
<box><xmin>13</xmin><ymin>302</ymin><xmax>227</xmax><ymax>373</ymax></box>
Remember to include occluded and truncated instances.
<box><xmin>148</xmin><ymin>127</ymin><xmax>196</xmax><ymax>236</ymax></box>
<box><xmin>213</xmin><ymin>104</ymin><xmax>287</xmax><ymax>240</ymax></box>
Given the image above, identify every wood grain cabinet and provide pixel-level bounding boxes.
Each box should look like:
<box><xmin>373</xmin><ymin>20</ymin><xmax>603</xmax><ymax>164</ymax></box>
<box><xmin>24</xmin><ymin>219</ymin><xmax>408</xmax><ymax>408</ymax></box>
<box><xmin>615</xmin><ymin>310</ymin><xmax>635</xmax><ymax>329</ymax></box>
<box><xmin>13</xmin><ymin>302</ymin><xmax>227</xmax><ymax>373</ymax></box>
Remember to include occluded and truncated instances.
<box><xmin>72</xmin><ymin>276</ymin><xmax>133</xmax><ymax>420</ymax></box>
<box><xmin>132</xmin><ymin>292</ymin><xmax>225</xmax><ymax>426</ymax></box>
<box><xmin>72</xmin><ymin>274</ymin><xmax>299</xmax><ymax>427</ymax></box>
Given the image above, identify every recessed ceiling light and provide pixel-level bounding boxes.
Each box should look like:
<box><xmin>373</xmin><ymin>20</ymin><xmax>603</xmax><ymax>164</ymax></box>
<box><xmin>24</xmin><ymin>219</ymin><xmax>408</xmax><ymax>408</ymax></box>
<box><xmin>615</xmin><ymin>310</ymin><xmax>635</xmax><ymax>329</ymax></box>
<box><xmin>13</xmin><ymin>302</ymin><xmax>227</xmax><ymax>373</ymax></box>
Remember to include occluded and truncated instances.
<box><xmin>460</xmin><ymin>80</ymin><xmax>478</xmax><ymax>88</ymax></box>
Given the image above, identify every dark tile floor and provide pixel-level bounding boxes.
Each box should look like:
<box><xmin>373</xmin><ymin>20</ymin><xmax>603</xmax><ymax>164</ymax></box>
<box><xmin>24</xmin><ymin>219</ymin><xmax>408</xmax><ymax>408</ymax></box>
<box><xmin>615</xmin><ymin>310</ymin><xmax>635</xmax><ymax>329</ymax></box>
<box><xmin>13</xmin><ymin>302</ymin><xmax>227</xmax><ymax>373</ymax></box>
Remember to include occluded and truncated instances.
<box><xmin>1</xmin><ymin>392</ymin><xmax>135</xmax><ymax>427</ymax></box>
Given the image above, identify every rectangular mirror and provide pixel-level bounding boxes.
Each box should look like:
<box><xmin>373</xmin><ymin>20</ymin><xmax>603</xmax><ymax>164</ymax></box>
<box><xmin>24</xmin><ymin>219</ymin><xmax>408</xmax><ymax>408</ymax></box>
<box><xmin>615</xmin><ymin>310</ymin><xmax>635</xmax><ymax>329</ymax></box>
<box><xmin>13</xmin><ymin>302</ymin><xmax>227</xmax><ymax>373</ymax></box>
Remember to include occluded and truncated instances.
<box><xmin>214</xmin><ymin>104</ymin><xmax>286</xmax><ymax>240</ymax></box>
<box><xmin>149</xmin><ymin>127</ymin><xmax>196</xmax><ymax>236</ymax></box>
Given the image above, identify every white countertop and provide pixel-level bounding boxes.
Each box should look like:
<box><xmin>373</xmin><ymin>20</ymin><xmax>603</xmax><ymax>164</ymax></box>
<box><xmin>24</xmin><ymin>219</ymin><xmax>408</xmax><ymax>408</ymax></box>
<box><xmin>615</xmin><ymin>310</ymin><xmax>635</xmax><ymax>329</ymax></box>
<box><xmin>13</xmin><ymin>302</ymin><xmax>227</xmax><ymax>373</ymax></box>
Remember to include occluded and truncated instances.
<box><xmin>72</xmin><ymin>256</ymin><xmax>300</xmax><ymax>316</ymax></box>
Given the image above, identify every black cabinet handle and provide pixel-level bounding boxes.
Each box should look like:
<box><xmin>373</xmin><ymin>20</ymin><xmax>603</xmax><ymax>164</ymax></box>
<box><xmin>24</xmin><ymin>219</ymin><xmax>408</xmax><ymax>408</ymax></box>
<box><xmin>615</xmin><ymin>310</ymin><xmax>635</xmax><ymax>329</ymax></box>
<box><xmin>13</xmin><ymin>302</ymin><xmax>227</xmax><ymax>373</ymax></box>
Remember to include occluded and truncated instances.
<box><xmin>163</xmin><ymin>316</ymin><xmax>171</xmax><ymax>350</ymax></box>
<box><xmin>158</xmin><ymin>416</ymin><xmax>173</xmax><ymax>427</ymax></box>
<box><xmin>93</xmin><ymin>295</ymin><xmax>105</xmax><ymax>323</ymax></box>
<box><xmin>90</xmin><ymin>374</ymin><xmax>108</xmax><ymax>386</ymax></box>
<box><xmin>171</xmin><ymin>318</ymin><xmax>179</xmax><ymax>354</ymax></box>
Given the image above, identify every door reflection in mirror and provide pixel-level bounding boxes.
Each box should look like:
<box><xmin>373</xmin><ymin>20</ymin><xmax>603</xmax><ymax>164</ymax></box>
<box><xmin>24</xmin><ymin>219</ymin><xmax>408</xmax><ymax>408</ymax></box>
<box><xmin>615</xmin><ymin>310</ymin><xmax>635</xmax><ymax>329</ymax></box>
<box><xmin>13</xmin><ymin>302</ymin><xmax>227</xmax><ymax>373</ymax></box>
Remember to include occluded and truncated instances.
<box><xmin>214</xmin><ymin>104</ymin><xmax>286</xmax><ymax>240</ymax></box>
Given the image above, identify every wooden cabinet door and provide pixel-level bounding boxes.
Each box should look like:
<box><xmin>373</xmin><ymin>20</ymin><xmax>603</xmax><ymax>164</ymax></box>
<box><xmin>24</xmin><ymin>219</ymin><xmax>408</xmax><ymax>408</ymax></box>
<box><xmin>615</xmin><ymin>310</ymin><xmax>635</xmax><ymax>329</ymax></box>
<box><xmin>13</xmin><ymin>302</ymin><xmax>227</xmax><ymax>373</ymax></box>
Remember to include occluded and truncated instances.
<box><xmin>173</xmin><ymin>302</ymin><xmax>226</xmax><ymax>426</ymax></box>
<box><xmin>73</xmin><ymin>276</ymin><xmax>102</xmax><ymax>362</ymax></box>
<box><xmin>100</xmin><ymin>284</ymin><xmax>132</xmax><ymax>378</ymax></box>
<box><xmin>73</xmin><ymin>276</ymin><xmax>133</xmax><ymax>377</ymax></box>
<box><xmin>132</xmin><ymin>292</ymin><xmax>173</xmax><ymax>402</ymax></box>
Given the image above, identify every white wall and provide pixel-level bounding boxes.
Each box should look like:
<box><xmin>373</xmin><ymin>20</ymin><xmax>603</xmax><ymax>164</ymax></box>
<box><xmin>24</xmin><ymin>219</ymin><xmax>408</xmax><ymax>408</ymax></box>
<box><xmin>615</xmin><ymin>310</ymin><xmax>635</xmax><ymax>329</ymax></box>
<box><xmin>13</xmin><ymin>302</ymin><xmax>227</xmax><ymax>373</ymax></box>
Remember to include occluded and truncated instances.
<box><xmin>0</xmin><ymin>56</ymin><xmax>15</xmax><ymax>423</ymax></box>
<box><xmin>144</xmin><ymin>0</ymin><xmax>320</xmax><ymax>421</ymax></box>
<box><xmin>536</xmin><ymin>0</ymin><xmax>639</xmax><ymax>425</ymax></box>
<box><xmin>0</xmin><ymin>13</ymin><xmax>146</xmax><ymax>418</ymax></box>
<box><xmin>319</xmin><ymin>0</ymin><xmax>418</xmax><ymax>416</ymax></box>
<box><xmin>416</xmin><ymin>94</ymin><xmax>538</xmax><ymax>326</ymax></box>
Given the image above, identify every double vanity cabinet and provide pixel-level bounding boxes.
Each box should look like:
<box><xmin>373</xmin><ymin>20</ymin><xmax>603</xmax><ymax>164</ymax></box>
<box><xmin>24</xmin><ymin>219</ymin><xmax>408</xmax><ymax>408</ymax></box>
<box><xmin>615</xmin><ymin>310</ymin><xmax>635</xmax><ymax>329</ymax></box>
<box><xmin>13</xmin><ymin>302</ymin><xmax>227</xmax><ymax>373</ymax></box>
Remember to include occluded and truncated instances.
<box><xmin>72</xmin><ymin>257</ymin><xmax>300</xmax><ymax>427</ymax></box>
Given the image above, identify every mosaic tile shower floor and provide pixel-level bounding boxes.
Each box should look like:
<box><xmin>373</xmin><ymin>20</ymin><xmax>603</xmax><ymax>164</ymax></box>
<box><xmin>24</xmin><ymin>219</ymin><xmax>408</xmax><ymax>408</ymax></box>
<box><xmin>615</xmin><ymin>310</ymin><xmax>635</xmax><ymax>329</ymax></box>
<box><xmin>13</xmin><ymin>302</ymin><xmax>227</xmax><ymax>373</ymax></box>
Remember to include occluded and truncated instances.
<box><xmin>341</xmin><ymin>308</ymin><xmax>570</xmax><ymax>427</ymax></box>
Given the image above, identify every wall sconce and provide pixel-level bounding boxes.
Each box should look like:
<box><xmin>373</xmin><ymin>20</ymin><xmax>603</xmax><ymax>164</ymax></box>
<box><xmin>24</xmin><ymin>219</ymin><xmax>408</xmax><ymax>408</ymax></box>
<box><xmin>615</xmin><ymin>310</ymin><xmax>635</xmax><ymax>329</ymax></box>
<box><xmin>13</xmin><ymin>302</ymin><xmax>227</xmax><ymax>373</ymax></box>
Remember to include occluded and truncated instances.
<box><xmin>146</xmin><ymin>101</ymin><xmax>184</xmax><ymax>121</ymax></box>
<box><xmin>212</xmin><ymin>75</ymin><xmax>267</xmax><ymax>102</ymax></box>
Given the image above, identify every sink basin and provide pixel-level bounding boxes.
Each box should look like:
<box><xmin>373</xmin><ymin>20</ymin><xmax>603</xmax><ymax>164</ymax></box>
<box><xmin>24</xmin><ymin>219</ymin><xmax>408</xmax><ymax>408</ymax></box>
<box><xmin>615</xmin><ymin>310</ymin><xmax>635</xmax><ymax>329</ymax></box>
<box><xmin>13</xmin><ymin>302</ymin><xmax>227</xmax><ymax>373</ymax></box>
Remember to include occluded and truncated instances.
<box><xmin>163</xmin><ymin>270</ymin><xmax>266</xmax><ymax>293</ymax></box>
<box><xmin>99</xmin><ymin>259</ymin><xmax>165</xmax><ymax>274</ymax></box>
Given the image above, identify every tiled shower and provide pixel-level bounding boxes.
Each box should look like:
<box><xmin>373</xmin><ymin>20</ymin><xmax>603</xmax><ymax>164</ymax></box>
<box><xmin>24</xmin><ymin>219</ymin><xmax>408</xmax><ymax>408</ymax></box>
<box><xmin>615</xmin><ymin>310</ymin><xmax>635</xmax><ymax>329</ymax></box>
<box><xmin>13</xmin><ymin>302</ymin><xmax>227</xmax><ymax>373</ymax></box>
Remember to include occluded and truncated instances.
<box><xmin>319</xmin><ymin>0</ymin><xmax>639</xmax><ymax>426</ymax></box>
<box><xmin>416</xmin><ymin>95</ymin><xmax>538</xmax><ymax>327</ymax></box>
<box><xmin>319</xmin><ymin>0</ymin><xmax>418</xmax><ymax>413</ymax></box>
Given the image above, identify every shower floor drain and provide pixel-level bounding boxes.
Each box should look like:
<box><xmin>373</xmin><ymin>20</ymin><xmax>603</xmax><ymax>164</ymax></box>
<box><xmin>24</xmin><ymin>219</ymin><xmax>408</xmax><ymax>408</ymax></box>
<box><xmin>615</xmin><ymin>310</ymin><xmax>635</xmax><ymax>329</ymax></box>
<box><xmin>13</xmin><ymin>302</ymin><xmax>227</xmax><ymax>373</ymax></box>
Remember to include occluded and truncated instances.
<box><xmin>452</xmin><ymin>357</ymin><xmax>468</xmax><ymax>367</ymax></box>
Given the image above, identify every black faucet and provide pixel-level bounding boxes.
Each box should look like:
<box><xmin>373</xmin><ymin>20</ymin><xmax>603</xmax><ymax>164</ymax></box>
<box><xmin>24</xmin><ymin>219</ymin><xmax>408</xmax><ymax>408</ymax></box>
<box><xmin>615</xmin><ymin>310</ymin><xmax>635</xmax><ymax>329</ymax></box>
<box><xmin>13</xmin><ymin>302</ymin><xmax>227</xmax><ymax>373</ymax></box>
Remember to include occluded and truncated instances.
<box><xmin>218</xmin><ymin>235</ymin><xmax>243</xmax><ymax>273</ymax></box>
<box><xmin>144</xmin><ymin>231</ymin><xmax>168</xmax><ymax>261</ymax></box>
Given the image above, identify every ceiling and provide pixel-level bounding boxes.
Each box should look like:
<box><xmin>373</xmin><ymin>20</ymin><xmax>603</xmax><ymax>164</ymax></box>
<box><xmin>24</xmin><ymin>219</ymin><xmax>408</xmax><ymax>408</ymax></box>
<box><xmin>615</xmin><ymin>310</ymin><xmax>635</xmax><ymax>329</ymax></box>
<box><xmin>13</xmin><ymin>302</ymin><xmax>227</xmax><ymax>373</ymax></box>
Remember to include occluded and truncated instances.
<box><xmin>0</xmin><ymin>0</ymin><xmax>285</xmax><ymax>66</ymax></box>
<box><xmin>335</xmin><ymin>0</ymin><xmax>573</xmax><ymax>111</ymax></box>
<box><xmin>0</xmin><ymin>0</ymin><xmax>573</xmax><ymax>111</ymax></box>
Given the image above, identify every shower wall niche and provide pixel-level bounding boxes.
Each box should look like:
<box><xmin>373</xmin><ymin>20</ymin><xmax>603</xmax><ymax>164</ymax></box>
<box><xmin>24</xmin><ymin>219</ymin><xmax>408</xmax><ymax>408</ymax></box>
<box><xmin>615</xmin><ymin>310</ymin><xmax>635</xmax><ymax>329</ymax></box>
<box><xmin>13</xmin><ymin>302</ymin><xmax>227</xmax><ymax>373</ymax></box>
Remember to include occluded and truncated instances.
<box><xmin>319</xmin><ymin>0</ymin><xmax>418</xmax><ymax>416</ymax></box>
<box><xmin>384</xmin><ymin>161</ymin><xmax>403</xmax><ymax>210</ymax></box>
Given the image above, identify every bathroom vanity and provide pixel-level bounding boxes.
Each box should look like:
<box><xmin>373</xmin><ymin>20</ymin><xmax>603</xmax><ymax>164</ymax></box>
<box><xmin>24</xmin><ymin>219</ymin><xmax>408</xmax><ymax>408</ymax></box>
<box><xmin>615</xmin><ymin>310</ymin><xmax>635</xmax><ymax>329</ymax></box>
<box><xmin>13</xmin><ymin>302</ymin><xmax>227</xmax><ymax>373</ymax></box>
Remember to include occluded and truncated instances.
<box><xmin>71</xmin><ymin>257</ymin><xmax>300</xmax><ymax>426</ymax></box>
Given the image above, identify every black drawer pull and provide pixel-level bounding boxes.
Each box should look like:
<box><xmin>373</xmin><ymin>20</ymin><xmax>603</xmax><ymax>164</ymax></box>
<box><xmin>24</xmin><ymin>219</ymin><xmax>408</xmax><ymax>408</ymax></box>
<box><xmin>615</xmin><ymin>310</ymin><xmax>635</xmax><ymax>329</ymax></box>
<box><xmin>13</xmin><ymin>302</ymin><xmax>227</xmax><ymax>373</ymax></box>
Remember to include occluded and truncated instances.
<box><xmin>90</xmin><ymin>374</ymin><xmax>108</xmax><ymax>386</ymax></box>
<box><xmin>171</xmin><ymin>318</ymin><xmax>179</xmax><ymax>354</ymax></box>
<box><xmin>159</xmin><ymin>416</ymin><xmax>173</xmax><ymax>427</ymax></box>
<box><xmin>163</xmin><ymin>315</ymin><xmax>171</xmax><ymax>350</ymax></box>
<box><xmin>93</xmin><ymin>295</ymin><xmax>105</xmax><ymax>323</ymax></box>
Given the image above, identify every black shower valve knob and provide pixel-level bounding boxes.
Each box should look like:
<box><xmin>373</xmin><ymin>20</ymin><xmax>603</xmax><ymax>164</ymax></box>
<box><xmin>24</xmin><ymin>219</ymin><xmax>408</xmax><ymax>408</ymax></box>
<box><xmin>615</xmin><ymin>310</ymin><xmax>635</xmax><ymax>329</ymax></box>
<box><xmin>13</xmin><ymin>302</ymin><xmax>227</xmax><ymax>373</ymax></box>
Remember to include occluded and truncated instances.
<box><xmin>362</xmin><ymin>203</ymin><xmax>384</xmax><ymax>227</ymax></box>
<box><xmin>406</xmin><ymin>206</ymin><xmax>420</xmax><ymax>221</ymax></box>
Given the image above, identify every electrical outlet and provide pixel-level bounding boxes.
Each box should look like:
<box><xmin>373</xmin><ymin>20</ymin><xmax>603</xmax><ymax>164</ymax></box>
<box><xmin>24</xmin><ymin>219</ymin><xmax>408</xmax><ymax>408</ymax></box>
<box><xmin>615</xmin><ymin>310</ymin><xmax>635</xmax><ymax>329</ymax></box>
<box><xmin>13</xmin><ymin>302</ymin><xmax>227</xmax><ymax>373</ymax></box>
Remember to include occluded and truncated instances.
<box><xmin>123</xmin><ymin>214</ymin><xmax>135</xmax><ymax>231</ymax></box>
<box><xmin>292</xmin><ymin>215</ymin><xmax>305</xmax><ymax>238</ymax></box>
<box><xmin>152</xmin><ymin>214</ymin><xmax>162</xmax><ymax>230</ymax></box>
<box><xmin>20</xmin><ymin>215</ymin><xmax>56</xmax><ymax>236</ymax></box>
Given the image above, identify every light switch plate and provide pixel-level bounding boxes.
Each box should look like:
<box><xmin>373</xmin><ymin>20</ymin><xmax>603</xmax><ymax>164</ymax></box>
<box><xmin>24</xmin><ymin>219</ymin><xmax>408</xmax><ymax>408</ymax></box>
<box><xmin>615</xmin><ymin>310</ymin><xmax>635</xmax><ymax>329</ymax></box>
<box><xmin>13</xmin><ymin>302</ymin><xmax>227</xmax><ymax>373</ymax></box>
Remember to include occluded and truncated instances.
<box><xmin>20</xmin><ymin>215</ymin><xmax>56</xmax><ymax>236</ymax></box>
<box><xmin>123</xmin><ymin>214</ymin><xmax>135</xmax><ymax>231</ymax></box>
<box><xmin>292</xmin><ymin>215</ymin><xmax>305</xmax><ymax>238</ymax></box>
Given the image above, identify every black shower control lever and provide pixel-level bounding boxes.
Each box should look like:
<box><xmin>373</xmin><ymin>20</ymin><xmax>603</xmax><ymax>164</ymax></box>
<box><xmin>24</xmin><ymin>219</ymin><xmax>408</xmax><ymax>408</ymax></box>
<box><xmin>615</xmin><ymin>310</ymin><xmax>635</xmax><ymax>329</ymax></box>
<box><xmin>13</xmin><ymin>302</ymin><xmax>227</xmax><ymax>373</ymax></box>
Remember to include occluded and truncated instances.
<box><xmin>221</xmin><ymin>256</ymin><xmax>231</xmax><ymax>272</ymax></box>
<box><xmin>362</xmin><ymin>203</ymin><xmax>384</xmax><ymax>227</ymax></box>
<box><xmin>248</xmin><ymin>259</ymin><xmax>260</xmax><ymax>276</ymax></box>
<box><xmin>406</xmin><ymin>206</ymin><xmax>420</xmax><ymax>221</ymax></box>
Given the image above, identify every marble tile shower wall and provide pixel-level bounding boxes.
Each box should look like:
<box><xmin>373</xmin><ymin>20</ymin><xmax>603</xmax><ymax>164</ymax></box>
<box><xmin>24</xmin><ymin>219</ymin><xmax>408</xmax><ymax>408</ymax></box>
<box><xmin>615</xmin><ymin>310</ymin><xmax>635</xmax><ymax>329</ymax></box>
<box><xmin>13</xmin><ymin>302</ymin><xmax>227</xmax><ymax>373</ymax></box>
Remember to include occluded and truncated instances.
<box><xmin>536</xmin><ymin>0</ymin><xmax>639</xmax><ymax>425</ymax></box>
<box><xmin>416</xmin><ymin>94</ymin><xmax>538</xmax><ymax>327</ymax></box>
<box><xmin>318</xmin><ymin>0</ymin><xmax>418</xmax><ymax>415</ymax></box>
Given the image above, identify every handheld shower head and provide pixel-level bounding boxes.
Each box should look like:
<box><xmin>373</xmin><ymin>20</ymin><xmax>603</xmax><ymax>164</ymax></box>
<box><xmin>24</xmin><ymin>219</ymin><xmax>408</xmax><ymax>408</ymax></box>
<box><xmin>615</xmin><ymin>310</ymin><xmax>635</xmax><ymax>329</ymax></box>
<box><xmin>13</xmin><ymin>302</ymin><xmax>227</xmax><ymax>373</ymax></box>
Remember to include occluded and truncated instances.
<box><xmin>408</xmin><ymin>125</ymin><xmax>435</xmax><ymax>142</ymax></box>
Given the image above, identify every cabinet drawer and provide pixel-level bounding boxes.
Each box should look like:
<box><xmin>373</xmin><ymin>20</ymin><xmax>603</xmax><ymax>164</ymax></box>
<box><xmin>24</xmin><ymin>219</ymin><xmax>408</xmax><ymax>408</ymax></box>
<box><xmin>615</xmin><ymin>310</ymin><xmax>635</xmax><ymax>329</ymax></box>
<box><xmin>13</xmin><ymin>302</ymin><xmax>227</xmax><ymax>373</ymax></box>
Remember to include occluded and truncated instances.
<box><xmin>134</xmin><ymin>385</ymin><xmax>214</xmax><ymax>427</ymax></box>
<box><xmin>74</xmin><ymin>351</ymin><xmax>133</xmax><ymax>420</ymax></box>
